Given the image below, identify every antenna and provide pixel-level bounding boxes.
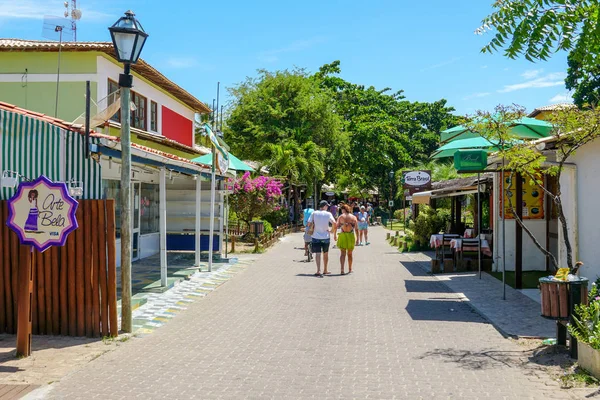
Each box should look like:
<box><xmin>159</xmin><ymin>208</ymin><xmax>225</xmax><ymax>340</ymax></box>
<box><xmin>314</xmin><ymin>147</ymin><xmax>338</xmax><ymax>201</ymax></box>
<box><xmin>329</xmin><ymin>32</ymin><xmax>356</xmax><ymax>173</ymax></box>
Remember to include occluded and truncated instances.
<box><xmin>42</xmin><ymin>16</ymin><xmax>74</xmax><ymax>117</ymax></box>
<box><xmin>63</xmin><ymin>1</ymin><xmax>82</xmax><ymax>42</ymax></box>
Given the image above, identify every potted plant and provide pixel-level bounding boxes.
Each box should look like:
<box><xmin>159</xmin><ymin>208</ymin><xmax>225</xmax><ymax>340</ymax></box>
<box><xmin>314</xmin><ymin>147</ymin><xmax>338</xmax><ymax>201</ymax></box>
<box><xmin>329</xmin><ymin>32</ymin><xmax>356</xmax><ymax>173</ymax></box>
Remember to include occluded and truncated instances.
<box><xmin>569</xmin><ymin>283</ymin><xmax>600</xmax><ymax>377</ymax></box>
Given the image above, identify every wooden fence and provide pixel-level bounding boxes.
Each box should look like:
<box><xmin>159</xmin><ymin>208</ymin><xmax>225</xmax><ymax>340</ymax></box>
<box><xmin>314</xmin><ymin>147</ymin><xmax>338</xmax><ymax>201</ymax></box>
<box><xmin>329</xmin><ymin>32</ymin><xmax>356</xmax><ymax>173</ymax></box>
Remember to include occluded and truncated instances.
<box><xmin>0</xmin><ymin>200</ymin><xmax>118</xmax><ymax>337</ymax></box>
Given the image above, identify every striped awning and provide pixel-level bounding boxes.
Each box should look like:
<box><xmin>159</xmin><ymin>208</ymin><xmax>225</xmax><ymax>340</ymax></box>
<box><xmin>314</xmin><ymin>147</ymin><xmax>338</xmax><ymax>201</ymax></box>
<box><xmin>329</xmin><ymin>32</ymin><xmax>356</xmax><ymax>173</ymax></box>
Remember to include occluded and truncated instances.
<box><xmin>0</xmin><ymin>109</ymin><xmax>102</xmax><ymax>200</ymax></box>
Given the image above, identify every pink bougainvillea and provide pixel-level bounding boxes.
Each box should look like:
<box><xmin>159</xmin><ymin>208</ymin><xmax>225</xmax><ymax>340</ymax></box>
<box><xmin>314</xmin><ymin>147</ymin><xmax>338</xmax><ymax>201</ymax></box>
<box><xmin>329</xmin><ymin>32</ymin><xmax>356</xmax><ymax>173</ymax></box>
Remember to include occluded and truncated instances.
<box><xmin>228</xmin><ymin>173</ymin><xmax>283</xmax><ymax>226</ymax></box>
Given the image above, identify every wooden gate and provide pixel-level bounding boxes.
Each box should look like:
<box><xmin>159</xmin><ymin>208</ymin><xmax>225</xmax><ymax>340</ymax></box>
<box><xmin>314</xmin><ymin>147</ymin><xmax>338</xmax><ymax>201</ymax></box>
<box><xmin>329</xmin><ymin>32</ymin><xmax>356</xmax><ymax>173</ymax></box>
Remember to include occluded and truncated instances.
<box><xmin>0</xmin><ymin>200</ymin><xmax>118</xmax><ymax>337</ymax></box>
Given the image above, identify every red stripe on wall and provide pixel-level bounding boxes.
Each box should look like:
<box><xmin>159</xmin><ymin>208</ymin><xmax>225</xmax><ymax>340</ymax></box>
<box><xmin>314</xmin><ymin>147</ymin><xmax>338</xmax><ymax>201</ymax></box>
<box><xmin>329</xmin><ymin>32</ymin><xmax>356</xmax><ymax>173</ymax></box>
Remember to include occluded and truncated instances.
<box><xmin>162</xmin><ymin>106</ymin><xmax>193</xmax><ymax>147</ymax></box>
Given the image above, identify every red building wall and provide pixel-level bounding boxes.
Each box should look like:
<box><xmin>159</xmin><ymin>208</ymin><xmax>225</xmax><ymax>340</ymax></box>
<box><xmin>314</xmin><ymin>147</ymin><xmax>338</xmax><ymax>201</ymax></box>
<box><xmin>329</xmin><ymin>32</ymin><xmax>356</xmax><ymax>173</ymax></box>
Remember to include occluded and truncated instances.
<box><xmin>162</xmin><ymin>106</ymin><xmax>193</xmax><ymax>147</ymax></box>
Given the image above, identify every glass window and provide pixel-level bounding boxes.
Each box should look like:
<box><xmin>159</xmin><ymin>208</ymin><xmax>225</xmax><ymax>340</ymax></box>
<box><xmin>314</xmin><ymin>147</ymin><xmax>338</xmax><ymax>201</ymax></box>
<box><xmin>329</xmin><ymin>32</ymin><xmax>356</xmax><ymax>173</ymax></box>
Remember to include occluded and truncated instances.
<box><xmin>150</xmin><ymin>101</ymin><xmax>158</xmax><ymax>132</ymax></box>
<box><xmin>140</xmin><ymin>183</ymin><xmax>159</xmax><ymax>234</ymax></box>
<box><xmin>131</xmin><ymin>91</ymin><xmax>147</xmax><ymax>130</ymax></box>
<box><xmin>107</xmin><ymin>79</ymin><xmax>121</xmax><ymax>122</ymax></box>
<box><xmin>102</xmin><ymin>179</ymin><xmax>121</xmax><ymax>238</ymax></box>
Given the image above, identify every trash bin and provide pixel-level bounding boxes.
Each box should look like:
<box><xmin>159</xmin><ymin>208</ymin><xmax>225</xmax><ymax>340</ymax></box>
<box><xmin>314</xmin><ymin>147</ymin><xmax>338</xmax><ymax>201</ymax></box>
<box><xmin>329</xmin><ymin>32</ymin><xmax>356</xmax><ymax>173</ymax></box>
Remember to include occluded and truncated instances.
<box><xmin>539</xmin><ymin>277</ymin><xmax>588</xmax><ymax>320</ymax></box>
<box><xmin>249</xmin><ymin>221</ymin><xmax>264</xmax><ymax>237</ymax></box>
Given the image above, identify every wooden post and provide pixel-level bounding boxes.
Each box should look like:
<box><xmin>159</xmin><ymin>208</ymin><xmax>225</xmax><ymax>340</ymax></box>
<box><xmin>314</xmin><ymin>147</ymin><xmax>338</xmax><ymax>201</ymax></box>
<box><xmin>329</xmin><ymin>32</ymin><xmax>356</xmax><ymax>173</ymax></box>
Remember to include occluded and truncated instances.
<box><xmin>254</xmin><ymin>238</ymin><xmax>259</xmax><ymax>253</ymax></box>
<box><xmin>106</xmin><ymin>200</ymin><xmax>118</xmax><ymax>337</ymax></box>
<box><xmin>231</xmin><ymin>235</ymin><xmax>236</xmax><ymax>253</ymax></box>
<box><xmin>515</xmin><ymin>174</ymin><xmax>523</xmax><ymax>290</ymax></box>
<box><xmin>16</xmin><ymin>246</ymin><xmax>33</xmax><ymax>357</ymax></box>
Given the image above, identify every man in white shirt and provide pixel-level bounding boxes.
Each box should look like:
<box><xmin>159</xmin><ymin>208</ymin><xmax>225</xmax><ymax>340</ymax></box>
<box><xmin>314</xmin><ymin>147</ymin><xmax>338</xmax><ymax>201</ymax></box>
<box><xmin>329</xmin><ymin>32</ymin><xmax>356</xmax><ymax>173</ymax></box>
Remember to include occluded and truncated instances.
<box><xmin>307</xmin><ymin>200</ymin><xmax>337</xmax><ymax>277</ymax></box>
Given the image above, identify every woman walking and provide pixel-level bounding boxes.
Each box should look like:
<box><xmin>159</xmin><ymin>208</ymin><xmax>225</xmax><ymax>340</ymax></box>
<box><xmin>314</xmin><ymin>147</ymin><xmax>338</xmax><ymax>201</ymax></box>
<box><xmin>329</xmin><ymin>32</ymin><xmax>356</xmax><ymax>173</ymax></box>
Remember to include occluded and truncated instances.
<box><xmin>357</xmin><ymin>205</ymin><xmax>370</xmax><ymax>245</ymax></box>
<box><xmin>334</xmin><ymin>204</ymin><xmax>358</xmax><ymax>274</ymax></box>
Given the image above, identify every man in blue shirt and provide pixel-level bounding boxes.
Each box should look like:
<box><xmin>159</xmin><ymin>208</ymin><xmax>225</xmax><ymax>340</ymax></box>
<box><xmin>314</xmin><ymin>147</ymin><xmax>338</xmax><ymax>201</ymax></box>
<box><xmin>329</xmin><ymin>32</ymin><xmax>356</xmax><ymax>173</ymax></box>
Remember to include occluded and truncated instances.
<box><xmin>302</xmin><ymin>205</ymin><xmax>314</xmax><ymax>256</ymax></box>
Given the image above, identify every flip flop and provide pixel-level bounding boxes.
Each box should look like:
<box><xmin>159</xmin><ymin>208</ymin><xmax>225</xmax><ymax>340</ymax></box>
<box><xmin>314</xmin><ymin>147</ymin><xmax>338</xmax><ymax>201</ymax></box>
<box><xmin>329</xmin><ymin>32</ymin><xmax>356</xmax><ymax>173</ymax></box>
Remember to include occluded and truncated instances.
<box><xmin>324</xmin><ymin>271</ymin><xmax>332</xmax><ymax>275</ymax></box>
<box><xmin>314</xmin><ymin>273</ymin><xmax>320</xmax><ymax>277</ymax></box>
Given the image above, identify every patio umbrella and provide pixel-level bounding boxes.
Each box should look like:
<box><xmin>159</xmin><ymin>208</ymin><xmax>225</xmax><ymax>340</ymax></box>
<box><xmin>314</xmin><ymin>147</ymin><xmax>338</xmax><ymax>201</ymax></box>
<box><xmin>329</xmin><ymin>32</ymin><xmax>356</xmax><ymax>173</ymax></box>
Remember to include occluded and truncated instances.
<box><xmin>431</xmin><ymin>137</ymin><xmax>500</xmax><ymax>159</ymax></box>
<box><xmin>439</xmin><ymin>117</ymin><xmax>553</xmax><ymax>143</ymax></box>
<box><xmin>192</xmin><ymin>152</ymin><xmax>255</xmax><ymax>172</ymax></box>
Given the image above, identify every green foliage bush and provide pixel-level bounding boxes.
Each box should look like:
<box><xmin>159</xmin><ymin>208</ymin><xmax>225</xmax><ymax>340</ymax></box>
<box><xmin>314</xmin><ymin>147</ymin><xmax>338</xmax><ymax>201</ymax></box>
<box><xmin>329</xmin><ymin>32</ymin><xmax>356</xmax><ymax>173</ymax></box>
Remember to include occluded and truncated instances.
<box><xmin>260</xmin><ymin>219</ymin><xmax>274</xmax><ymax>235</ymax></box>
<box><xmin>569</xmin><ymin>297</ymin><xmax>600</xmax><ymax>350</ymax></box>
<box><xmin>262</xmin><ymin>209</ymin><xmax>288</xmax><ymax>228</ymax></box>
<box><xmin>412</xmin><ymin>206</ymin><xmax>451</xmax><ymax>246</ymax></box>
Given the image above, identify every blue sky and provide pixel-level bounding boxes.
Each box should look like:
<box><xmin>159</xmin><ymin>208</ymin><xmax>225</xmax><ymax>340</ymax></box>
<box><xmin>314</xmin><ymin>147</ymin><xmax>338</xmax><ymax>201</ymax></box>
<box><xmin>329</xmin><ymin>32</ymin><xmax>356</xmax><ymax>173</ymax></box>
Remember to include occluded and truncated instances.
<box><xmin>0</xmin><ymin>0</ymin><xmax>572</xmax><ymax>116</ymax></box>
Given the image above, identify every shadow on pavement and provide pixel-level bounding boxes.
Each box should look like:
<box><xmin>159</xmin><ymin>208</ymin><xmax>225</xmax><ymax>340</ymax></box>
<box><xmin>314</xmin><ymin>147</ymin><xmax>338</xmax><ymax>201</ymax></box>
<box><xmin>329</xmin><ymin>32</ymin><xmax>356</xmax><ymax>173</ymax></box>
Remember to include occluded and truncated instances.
<box><xmin>417</xmin><ymin>347</ymin><xmax>528</xmax><ymax>370</ymax></box>
<box><xmin>404</xmin><ymin>280</ymin><xmax>451</xmax><ymax>293</ymax></box>
<box><xmin>399</xmin><ymin>261</ymin><xmax>430</xmax><ymax>277</ymax></box>
<box><xmin>405</xmin><ymin>299</ymin><xmax>486</xmax><ymax>323</ymax></box>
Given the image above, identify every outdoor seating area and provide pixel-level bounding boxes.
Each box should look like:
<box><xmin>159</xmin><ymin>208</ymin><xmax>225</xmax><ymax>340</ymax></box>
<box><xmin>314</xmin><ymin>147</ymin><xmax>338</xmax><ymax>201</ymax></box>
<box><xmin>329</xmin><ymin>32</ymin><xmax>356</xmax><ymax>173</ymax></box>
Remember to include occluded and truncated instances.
<box><xmin>430</xmin><ymin>229</ymin><xmax>493</xmax><ymax>273</ymax></box>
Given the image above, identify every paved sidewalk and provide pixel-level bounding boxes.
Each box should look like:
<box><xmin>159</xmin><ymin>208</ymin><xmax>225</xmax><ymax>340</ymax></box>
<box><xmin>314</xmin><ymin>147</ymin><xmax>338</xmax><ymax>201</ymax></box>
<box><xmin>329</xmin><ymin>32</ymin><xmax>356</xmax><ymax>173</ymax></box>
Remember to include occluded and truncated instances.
<box><xmin>39</xmin><ymin>227</ymin><xmax>587</xmax><ymax>399</ymax></box>
<box><xmin>399</xmin><ymin>251</ymin><xmax>556</xmax><ymax>338</ymax></box>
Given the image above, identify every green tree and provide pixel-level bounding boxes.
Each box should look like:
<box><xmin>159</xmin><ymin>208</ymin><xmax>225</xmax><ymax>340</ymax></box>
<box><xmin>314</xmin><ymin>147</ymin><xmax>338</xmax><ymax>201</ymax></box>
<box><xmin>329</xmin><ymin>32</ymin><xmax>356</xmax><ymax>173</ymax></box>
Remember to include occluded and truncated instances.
<box><xmin>477</xmin><ymin>1</ymin><xmax>600</xmax><ymax>108</ymax></box>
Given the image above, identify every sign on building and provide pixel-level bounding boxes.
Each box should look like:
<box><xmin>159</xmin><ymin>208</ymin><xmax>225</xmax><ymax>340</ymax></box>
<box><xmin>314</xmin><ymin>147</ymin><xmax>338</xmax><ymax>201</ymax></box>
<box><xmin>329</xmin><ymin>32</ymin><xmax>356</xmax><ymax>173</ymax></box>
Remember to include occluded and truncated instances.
<box><xmin>402</xmin><ymin>170</ymin><xmax>432</xmax><ymax>195</ymax></box>
<box><xmin>6</xmin><ymin>175</ymin><xmax>79</xmax><ymax>252</ymax></box>
<box><xmin>454</xmin><ymin>150</ymin><xmax>488</xmax><ymax>172</ymax></box>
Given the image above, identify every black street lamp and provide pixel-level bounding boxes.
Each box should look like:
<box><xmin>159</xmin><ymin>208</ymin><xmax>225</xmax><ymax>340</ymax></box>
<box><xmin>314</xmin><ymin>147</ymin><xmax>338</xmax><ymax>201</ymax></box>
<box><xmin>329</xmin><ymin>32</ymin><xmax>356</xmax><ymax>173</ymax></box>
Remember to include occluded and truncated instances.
<box><xmin>108</xmin><ymin>10</ymin><xmax>148</xmax><ymax>334</ymax></box>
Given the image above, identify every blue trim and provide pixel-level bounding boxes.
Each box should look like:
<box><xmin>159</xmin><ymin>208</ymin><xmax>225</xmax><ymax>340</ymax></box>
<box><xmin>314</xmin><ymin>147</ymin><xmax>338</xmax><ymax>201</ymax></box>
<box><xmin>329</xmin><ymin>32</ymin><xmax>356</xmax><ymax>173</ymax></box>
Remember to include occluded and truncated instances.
<box><xmin>92</xmin><ymin>144</ymin><xmax>222</xmax><ymax>179</ymax></box>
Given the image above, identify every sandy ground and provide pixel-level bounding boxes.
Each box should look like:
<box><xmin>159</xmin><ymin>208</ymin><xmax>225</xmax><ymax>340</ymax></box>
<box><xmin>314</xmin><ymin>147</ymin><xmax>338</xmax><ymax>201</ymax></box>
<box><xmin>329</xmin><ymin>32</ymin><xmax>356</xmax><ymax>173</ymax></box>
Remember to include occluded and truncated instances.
<box><xmin>0</xmin><ymin>334</ymin><xmax>127</xmax><ymax>386</ymax></box>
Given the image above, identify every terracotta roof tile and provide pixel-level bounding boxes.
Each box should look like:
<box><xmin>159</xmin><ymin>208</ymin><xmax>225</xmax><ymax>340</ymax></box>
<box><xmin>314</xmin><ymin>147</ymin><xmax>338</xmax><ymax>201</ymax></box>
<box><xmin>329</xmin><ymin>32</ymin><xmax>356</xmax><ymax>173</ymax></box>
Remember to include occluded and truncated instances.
<box><xmin>0</xmin><ymin>101</ymin><xmax>207</xmax><ymax>170</ymax></box>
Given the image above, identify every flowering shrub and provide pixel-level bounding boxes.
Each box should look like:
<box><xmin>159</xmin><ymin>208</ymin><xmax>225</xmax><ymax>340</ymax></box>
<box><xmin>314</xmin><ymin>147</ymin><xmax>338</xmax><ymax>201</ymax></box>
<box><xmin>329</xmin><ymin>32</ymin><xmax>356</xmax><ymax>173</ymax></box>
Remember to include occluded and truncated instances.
<box><xmin>228</xmin><ymin>172</ymin><xmax>283</xmax><ymax>227</ymax></box>
<box><xmin>568</xmin><ymin>279</ymin><xmax>600</xmax><ymax>350</ymax></box>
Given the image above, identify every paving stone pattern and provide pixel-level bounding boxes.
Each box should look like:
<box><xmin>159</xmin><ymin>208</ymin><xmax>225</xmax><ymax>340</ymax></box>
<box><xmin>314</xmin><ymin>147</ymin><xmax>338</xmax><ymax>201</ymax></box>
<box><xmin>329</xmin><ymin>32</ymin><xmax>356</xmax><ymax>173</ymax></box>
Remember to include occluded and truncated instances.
<box><xmin>44</xmin><ymin>228</ymin><xmax>585</xmax><ymax>399</ymax></box>
<box><xmin>398</xmin><ymin>251</ymin><xmax>557</xmax><ymax>338</ymax></box>
<box><xmin>128</xmin><ymin>259</ymin><xmax>256</xmax><ymax>335</ymax></box>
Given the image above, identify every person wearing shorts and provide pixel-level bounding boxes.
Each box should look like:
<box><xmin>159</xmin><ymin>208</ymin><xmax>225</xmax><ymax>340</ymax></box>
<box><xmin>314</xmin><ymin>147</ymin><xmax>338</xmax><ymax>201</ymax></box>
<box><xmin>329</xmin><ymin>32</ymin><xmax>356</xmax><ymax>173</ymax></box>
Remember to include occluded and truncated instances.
<box><xmin>307</xmin><ymin>200</ymin><xmax>337</xmax><ymax>277</ymax></box>
<box><xmin>302</xmin><ymin>205</ymin><xmax>314</xmax><ymax>256</ymax></box>
<box><xmin>357</xmin><ymin>206</ymin><xmax>370</xmax><ymax>246</ymax></box>
<box><xmin>335</xmin><ymin>204</ymin><xmax>358</xmax><ymax>275</ymax></box>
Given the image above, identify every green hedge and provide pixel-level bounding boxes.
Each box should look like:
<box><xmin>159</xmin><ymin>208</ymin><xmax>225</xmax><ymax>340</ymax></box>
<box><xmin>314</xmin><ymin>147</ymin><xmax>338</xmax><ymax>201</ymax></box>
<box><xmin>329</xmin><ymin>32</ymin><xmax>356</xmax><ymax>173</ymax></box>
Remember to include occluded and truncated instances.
<box><xmin>413</xmin><ymin>206</ymin><xmax>451</xmax><ymax>246</ymax></box>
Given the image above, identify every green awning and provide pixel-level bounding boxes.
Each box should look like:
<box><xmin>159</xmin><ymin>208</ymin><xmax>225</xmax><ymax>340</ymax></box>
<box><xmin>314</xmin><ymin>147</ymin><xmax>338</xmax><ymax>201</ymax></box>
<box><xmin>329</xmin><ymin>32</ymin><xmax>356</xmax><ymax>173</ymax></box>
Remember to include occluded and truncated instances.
<box><xmin>192</xmin><ymin>152</ymin><xmax>255</xmax><ymax>172</ymax></box>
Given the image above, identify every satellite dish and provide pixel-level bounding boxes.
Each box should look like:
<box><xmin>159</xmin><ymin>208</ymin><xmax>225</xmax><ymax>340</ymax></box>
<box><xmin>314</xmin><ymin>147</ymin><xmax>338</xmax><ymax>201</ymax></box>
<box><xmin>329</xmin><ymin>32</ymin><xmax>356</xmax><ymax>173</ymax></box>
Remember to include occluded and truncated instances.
<box><xmin>71</xmin><ymin>9</ymin><xmax>82</xmax><ymax>20</ymax></box>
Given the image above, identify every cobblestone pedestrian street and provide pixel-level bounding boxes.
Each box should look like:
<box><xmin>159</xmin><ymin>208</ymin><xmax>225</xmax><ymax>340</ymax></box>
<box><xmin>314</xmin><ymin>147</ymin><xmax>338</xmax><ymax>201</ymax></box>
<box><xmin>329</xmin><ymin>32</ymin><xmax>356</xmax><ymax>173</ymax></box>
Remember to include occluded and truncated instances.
<box><xmin>43</xmin><ymin>227</ymin><xmax>583</xmax><ymax>399</ymax></box>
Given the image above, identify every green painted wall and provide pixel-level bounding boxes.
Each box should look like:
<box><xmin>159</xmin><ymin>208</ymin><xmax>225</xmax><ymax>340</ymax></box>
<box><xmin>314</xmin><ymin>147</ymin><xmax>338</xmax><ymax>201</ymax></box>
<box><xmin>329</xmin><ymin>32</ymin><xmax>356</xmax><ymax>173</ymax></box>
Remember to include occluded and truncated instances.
<box><xmin>0</xmin><ymin>51</ymin><xmax>98</xmax><ymax>74</ymax></box>
<box><xmin>0</xmin><ymin>52</ymin><xmax>99</xmax><ymax>122</ymax></box>
<box><xmin>0</xmin><ymin>81</ymin><xmax>97</xmax><ymax>122</ymax></box>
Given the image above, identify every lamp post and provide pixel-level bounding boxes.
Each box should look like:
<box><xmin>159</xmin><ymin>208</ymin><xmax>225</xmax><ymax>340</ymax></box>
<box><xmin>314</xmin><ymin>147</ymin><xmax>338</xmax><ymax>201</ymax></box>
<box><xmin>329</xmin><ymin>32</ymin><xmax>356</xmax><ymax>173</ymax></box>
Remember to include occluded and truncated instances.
<box><xmin>388</xmin><ymin>170</ymin><xmax>395</xmax><ymax>229</ymax></box>
<box><xmin>108</xmin><ymin>10</ymin><xmax>148</xmax><ymax>333</ymax></box>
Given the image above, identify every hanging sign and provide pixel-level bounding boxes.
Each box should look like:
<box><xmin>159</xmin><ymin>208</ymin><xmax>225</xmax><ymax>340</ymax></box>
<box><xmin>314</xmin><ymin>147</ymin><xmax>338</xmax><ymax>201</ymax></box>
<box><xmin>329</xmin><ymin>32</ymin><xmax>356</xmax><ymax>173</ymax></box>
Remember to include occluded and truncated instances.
<box><xmin>204</xmin><ymin>123</ymin><xmax>228</xmax><ymax>158</ymax></box>
<box><xmin>6</xmin><ymin>175</ymin><xmax>79</xmax><ymax>252</ymax></box>
<box><xmin>454</xmin><ymin>150</ymin><xmax>488</xmax><ymax>172</ymax></box>
<box><xmin>217</xmin><ymin>151</ymin><xmax>229</xmax><ymax>175</ymax></box>
<box><xmin>402</xmin><ymin>170</ymin><xmax>431</xmax><ymax>195</ymax></box>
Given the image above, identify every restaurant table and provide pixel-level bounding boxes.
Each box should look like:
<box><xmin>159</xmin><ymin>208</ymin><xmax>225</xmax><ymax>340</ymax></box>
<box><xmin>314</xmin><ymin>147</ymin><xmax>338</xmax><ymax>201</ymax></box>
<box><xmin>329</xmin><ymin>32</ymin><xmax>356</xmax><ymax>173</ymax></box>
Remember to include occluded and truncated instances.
<box><xmin>450</xmin><ymin>238</ymin><xmax>492</xmax><ymax>257</ymax></box>
<box><xmin>430</xmin><ymin>234</ymin><xmax>444</xmax><ymax>248</ymax></box>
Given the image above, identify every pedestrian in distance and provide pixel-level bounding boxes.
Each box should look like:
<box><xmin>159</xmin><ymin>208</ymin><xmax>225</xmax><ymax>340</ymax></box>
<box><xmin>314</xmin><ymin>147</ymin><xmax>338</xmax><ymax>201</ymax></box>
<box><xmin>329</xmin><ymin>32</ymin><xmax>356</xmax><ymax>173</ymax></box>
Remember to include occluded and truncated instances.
<box><xmin>335</xmin><ymin>204</ymin><xmax>358</xmax><ymax>275</ymax></box>
<box><xmin>302</xmin><ymin>204</ymin><xmax>314</xmax><ymax>257</ymax></box>
<box><xmin>307</xmin><ymin>200</ymin><xmax>337</xmax><ymax>277</ymax></box>
<box><xmin>357</xmin><ymin>205</ymin><xmax>370</xmax><ymax>246</ymax></box>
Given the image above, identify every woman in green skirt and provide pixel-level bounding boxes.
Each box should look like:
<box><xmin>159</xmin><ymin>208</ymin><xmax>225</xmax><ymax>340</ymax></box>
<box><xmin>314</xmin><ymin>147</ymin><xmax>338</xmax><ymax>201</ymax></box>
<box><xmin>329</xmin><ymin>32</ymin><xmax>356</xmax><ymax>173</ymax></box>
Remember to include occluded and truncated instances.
<box><xmin>334</xmin><ymin>204</ymin><xmax>358</xmax><ymax>274</ymax></box>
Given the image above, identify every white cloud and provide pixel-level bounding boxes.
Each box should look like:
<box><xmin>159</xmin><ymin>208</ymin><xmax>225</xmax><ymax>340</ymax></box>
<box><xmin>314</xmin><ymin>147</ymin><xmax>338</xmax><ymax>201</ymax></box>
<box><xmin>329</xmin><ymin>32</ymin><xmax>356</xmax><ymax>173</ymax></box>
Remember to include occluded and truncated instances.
<box><xmin>498</xmin><ymin>72</ymin><xmax>566</xmax><ymax>93</ymax></box>
<box><xmin>166</xmin><ymin>57</ymin><xmax>197</xmax><ymax>69</ymax></box>
<box><xmin>0</xmin><ymin>0</ymin><xmax>111</xmax><ymax>20</ymax></box>
<box><xmin>463</xmin><ymin>92</ymin><xmax>491</xmax><ymax>100</ymax></box>
<box><xmin>549</xmin><ymin>94</ymin><xmax>572</xmax><ymax>103</ymax></box>
<box><xmin>419</xmin><ymin>57</ymin><xmax>462</xmax><ymax>72</ymax></box>
<box><xmin>521</xmin><ymin>69</ymin><xmax>544</xmax><ymax>79</ymax></box>
<box><xmin>258</xmin><ymin>37</ymin><xmax>326</xmax><ymax>63</ymax></box>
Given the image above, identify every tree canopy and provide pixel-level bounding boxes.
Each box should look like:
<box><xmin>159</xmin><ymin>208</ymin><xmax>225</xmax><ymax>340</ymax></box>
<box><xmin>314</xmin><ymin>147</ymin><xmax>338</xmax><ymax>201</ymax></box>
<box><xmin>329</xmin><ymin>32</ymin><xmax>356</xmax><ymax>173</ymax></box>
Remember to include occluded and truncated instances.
<box><xmin>478</xmin><ymin>1</ymin><xmax>600</xmax><ymax>108</ymax></box>
<box><xmin>225</xmin><ymin>61</ymin><xmax>460</xmax><ymax>202</ymax></box>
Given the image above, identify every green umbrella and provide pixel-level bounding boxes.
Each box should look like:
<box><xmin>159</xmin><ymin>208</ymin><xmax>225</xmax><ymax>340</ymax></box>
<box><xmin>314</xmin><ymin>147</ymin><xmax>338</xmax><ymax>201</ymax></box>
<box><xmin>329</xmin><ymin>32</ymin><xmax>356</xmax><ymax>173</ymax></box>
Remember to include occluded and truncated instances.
<box><xmin>431</xmin><ymin>137</ymin><xmax>500</xmax><ymax>159</ymax></box>
<box><xmin>440</xmin><ymin>117</ymin><xmax>553</xmax><ymax>143</ymax></box>
<box><xmin>192</xmin><ymin>152</ymin><xmax>255</xmax><ymax>172</ymax></box>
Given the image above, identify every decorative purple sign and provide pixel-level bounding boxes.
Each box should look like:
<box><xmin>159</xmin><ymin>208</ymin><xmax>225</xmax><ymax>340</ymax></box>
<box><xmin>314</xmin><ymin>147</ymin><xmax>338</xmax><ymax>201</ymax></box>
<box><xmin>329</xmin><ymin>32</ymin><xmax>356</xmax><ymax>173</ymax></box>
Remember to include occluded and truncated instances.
<box><xmin>6</xmin><ymin>175</ymin><xmax>79</xmax><ymax>252</ymax></box>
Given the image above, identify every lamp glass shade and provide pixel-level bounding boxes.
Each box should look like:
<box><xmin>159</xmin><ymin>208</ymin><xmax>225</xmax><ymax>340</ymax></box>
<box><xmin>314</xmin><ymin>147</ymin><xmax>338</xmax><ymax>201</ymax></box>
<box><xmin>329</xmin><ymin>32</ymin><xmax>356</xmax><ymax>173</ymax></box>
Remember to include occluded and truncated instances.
<box><xmin>108</xmin><ymin>10</ymin><xmax>148</xmax><ymax>64</ymax></box>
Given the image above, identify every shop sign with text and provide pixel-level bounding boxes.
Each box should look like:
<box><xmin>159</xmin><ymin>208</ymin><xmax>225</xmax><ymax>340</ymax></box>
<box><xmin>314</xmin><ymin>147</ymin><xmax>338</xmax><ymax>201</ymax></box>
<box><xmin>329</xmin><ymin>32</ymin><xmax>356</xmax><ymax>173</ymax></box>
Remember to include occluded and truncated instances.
<box><xmin>6</xmin><ymin>175</ymin><xmax>79</xmax><ymax>252</ymax></box>
<box><xmin>402</xmin><ymin>170</ymin><xmax>431</xmax><ymax>194</ymax></box>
